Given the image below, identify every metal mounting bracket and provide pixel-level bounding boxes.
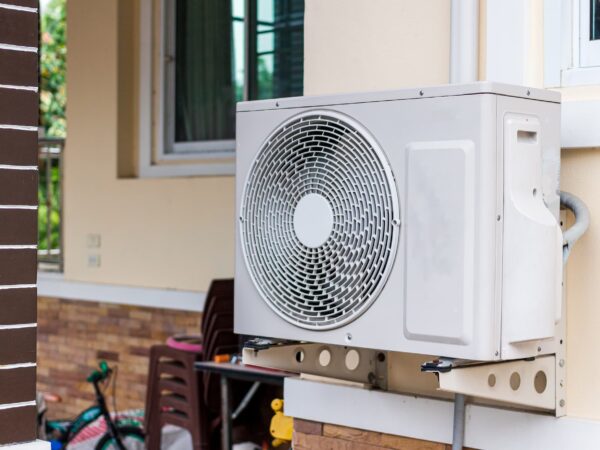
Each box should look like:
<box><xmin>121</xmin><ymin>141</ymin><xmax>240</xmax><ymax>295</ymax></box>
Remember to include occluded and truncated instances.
<box><xmin>242</xmin><ymin>342</ymin><xmax>388</xmax><ymax>389</ymax></box>
<box><xmin>426</xmin><ymin>355</ymin><xmax>558</xmax><ymax>412</ymax></box>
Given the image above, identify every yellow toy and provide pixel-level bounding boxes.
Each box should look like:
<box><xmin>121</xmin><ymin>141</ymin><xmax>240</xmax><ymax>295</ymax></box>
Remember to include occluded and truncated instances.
<box><xmin>269</xmin><ymin>398</ymin><xmax>293</xmax><ymax>447</ymax></box>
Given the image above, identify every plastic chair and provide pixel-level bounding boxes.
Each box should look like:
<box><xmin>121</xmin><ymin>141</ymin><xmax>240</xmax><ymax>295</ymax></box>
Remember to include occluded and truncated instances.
<box><xmin>144</xmin><ymin>279</ymin><xmax>236</xmax><ymax>450</ymax></box>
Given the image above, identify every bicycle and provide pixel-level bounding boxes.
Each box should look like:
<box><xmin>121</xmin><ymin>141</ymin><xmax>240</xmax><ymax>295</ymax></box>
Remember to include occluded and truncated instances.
<box><xmin>42</xmin><ymin>361</ymin><xmax>144</xmax><ymax>450</ymax></box>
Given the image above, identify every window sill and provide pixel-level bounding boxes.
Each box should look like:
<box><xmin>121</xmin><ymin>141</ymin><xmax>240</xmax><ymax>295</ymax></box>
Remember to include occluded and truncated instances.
<box><xmin>37</xmin><ymin>271</ymin><xmax>205</xmax><ymax>311</ymax></box>
<box><xmin>138</xmin><ymin>160</ymin><xmax>235</xmax><ymax>178</ymax></box>
<box><xmin>561</xmin><ymin>66</ymin><xmax>600</xmax><ymax>87</ymax></box>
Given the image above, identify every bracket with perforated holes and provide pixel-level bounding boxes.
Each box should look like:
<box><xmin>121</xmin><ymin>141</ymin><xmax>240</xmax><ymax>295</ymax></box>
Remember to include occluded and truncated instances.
<box><xmin>242</xmin><ymin>343</ymin><xmax>388</xmax><ymax>390</ymax></box>
<box><xmin>435</xmin><ymin>356</ymin><xmax>557</xmax><ymax>411</ymax></box>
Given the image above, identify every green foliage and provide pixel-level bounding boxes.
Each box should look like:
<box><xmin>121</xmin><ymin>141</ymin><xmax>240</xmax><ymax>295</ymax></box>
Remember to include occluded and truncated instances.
<box><xmin>39</xmin><ymin>0</ymin><xmax>66</xmax><ymax>260</ymax></box>
<box><xmin>40</xmin><ymin>0</ymin><xmax>66</xmax><ymax>138</ymax></box>
<box><xmin>38</xmin><ymin>159</ymin><xmax>61</xmax><ymax>253</ymax></box>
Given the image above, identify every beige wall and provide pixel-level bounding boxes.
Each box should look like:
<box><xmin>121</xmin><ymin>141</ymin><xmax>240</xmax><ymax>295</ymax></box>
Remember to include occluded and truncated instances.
<box><xmin>562</xmin><ymin>149</ymin><xmax>600</xmax><ymax>419</ymax></box>
<box><xmin>65</xmin><ymin>0</ymin><xmax>600</xmax><ymax>420</ymax></box>
<box><xmin>65</xmin><ymin>0</ymin><xmax>234</xmax><ymax>292</ymax></box>
<box><xmin>304</xmin><ymin>0</ymin><xmax>451</xmax><ymax>95</ymax></box>
<box><xmin>559</xmin><ymin>80</ymin><xmax>600</xmax><ymax>419</ymax></box>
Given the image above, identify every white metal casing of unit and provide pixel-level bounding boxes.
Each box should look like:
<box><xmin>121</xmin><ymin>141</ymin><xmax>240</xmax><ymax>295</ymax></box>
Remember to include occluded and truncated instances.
<box><xmin>235</xmin><ymin>82</ymin><xmax>562</xmax><ymax>362</ymax></box>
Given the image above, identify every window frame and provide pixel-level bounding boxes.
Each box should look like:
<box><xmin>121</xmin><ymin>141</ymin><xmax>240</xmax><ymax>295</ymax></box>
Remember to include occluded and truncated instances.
<box><xmin>544</xmin><ymin>0</ymin><xmax>600</xmax><ymax>88</ymax></box>
<box><xmin>139</xmin><ymin>0</ymin><xmax>303</xmax><ymax>177</ymax></box>
<box><xmin>580</xmin><ymin>0</ymin><xmax>600</xmax><ymax>67</ymax></box>
<box><xmin>138</xmin><ymin>0</ymin><xmax>246</xmax><ymax>177</ymax></box>
<box><xmin>161</xmin><ymin>0</ymin><xmax>239</xmax><ymax>160</ymax></box>
<box><xmin>543</xmin><ymin>0</ymin><xmax>600</xmax><ymax>148</ymax></box>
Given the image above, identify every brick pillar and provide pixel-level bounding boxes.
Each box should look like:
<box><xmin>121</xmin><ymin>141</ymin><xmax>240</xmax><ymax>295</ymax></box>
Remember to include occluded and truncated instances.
<box><xmin>0</xmin><ymin>0</ymin><xmax>40</xmax><ymax>446</ymax></box>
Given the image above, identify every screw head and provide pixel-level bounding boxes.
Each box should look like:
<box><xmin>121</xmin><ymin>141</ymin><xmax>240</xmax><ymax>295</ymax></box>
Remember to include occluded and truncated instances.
<box><xmin>419</xmin><ymin>90</ymin><xmax>424</xmax><ymax>96</ymax></box>
<box><xmin>497</xmin><ymin>214</ymin><xmax>501</xmax><ymax>221</ymax></box>
<box><xmin>527</xmin><ymin>89</ymin><xmax>531</xmax><ymax>96</ymax></box>
<box><xmin>559</xmin><ymin>359</ymin><xmax>565</xmax><ymax>367</ymax></box>
<box><xmin>559</xmin><ymin>399</ymin><xmax>566</xmax><ymax>407</ymax></box>
<box><xmin>345</xmin><ymin>333</ymin><xmax>352</xmax><ymax>342</ymax></box>
<box><xmin>537</xmin><ymin>346</ymin><xmax>542</xmax><ymax>352</ymax></box>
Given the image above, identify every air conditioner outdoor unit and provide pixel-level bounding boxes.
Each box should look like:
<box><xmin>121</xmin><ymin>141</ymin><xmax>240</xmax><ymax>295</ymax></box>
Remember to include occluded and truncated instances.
<box><xmin>235</xmin><ymin>82</ymin><xmax>563</xmax><ymax>362</ymax></box>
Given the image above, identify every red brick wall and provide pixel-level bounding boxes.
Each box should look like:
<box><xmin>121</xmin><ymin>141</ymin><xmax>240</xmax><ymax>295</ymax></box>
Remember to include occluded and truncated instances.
<box><xmin>293</xmin><ymin>419</ymin><xmax>473</xmax><ymax>450</ymax></box>
<box><xmin>37</xmin><ymin>296</ymin><xmax>202</xmax><ymax>419</ymax></box>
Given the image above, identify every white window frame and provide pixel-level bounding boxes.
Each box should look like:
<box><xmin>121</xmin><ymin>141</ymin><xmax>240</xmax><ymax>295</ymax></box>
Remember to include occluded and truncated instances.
<box><xmin>545</xmin><ymin>0</ymin><xmax>600</xmax><ymax>87</ymax></box>
<box><xmin>161</xmin><ymin>0</ymin><xmax>238</xmax><ymax>159</ymax></box>
<box><xmin>579</xmin><ymin>0</ymin><xmax>600</xmax><ymax>67</ymax></box>
<box><xmin>543</xmin><ymin>0</ymin><xmax>600</xmax><ymax>148</ymax></box>
<box><xmin>138</xmin><ymin>0</ymin><xmax>236</xmax><ymax>178</ymax></box>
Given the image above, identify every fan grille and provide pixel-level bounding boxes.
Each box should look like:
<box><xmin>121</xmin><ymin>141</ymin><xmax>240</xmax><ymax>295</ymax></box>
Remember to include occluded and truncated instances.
<box><xmin>241</xmin><ymin>111</ymin><xmax>399</xmax><ymax>330</ymax></box>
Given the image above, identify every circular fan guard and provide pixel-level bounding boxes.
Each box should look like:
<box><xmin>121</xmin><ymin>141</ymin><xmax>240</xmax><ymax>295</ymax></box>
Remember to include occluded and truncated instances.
<box><xmin>241</xmin><ymin>111</ymin><xmax>400</xmax><ymax>330</ymax></box>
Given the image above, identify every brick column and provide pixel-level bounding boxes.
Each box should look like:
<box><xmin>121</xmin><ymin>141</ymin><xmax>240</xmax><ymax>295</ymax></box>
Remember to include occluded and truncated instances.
<box><xmin>0</xmin><ymin>0</ymin><xmax>40</xmax><ymax>446</ymax></box>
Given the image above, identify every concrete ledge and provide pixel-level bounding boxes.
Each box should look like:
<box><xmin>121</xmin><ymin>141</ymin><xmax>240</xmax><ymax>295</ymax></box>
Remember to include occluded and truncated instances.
<box><xmin>285</xmin><ymin>378</ymin><xmax>600</xmax><ymax>450</ymax></box>
<box><xmin>37</xmin><ymin>272</ymin><xmax>205</xmax><ymax>312</ymax></box>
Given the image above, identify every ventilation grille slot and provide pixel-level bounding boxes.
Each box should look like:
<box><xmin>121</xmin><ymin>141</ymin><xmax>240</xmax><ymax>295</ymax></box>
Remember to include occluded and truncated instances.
<box><xmin>241</xmin><ymin>111</ymin><xmax>400</xmax><ymax>330</ymax></box>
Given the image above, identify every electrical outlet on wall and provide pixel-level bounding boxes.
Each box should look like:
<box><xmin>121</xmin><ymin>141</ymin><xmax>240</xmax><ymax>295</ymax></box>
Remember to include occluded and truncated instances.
<box><xmin>87</xmin><ymin>254</ymin><xmax>101</xmax><ymax>268</ymax></box>
<box><xmin>87</xmin><ymin>233</ymin><xmax>102</xmax><ymax>249</ymax></box>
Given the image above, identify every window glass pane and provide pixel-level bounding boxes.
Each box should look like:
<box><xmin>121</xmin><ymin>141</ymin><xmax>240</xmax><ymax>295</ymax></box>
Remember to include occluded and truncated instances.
<box><xmin>170</xmin><ymin>0</ymin><xmax>303</xmax><ymax>148</ymax></box>
<box><xmin>233</xmin><ymin>1</ymin><xmax>245</xmax><ymax>103</ymax></box>
<box><xmin>253</xmin><ymin>0</ymin><xmax>304</xmax><ymax>100</ymax></box>
<box><xmin>173</xmin><ymin>0</ymin><xmax>244</xmax><ymax>144</ymax></box>
<box><xmin>257</xmin><ymin>53</ymin><xmax>274</xmax><ymax>99</ymax></box>
<box><xmin>592</xmin><ymin>0</ymin><xmax>600</xmax><ymax>40</ymax></box>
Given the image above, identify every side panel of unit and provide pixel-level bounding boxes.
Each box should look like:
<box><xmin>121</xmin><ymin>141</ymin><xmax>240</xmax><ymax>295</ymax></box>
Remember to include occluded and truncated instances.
<box><xmin>403</xmin><ymin>139</ymin><xmax>476</xmax><ymax>345</ymax></box>
<box><xmin>498</xmin><ymin>96</ymin><xmax>562</xmax><ymax>360</ymax></box>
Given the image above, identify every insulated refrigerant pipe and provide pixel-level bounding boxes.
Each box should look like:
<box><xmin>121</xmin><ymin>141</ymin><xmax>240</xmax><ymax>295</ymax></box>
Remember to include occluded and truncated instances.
<box><xmin>561</xmin><ymin>191</ymin><xmax>590</xmax><ymax>263</ymax></box>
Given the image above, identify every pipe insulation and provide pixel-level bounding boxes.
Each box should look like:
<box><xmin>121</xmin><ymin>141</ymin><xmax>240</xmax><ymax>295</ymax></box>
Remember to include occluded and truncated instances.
<box><xmin>560</xmin><ymin>191</ymin><xmax>590</xmax><ymax>263</ymax></box>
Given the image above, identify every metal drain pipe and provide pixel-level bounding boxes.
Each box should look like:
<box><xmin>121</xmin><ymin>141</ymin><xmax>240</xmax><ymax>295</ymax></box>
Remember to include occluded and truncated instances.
<box><xmin>450</xmin><ymin>0</ymin><xmax>479</xmax><ymax>83</ymax></box>
<box><xmin>449</xmin><ymin>2</ymin><xmax>478</xmax><ymax>447</ymax></box>
<box><xmin>452</xmin><ymin>393</ymin><xmax>466</xmax><ymax>450</ymax></box>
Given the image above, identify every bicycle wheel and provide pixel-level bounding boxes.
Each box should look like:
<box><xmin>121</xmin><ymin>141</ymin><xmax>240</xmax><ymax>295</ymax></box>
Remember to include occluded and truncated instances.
<box><xmin>95</xmin><ymin>426</ymin><xmax>145</xmax><ymax>450</ymax></box>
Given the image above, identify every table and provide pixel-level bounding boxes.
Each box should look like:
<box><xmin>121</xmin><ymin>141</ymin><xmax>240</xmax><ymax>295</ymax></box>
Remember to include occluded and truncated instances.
<box><xmin>194</xmin><ymin>361</ymin><xmax>293</xmax><ymax>450</ymax></box>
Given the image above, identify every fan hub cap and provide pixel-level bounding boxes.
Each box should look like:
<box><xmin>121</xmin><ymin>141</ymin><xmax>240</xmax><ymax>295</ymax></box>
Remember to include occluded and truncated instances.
<box><xmin>293</xmin><ymin>194</ymin><xmax>334</xmax><ymax>248</ymax></box>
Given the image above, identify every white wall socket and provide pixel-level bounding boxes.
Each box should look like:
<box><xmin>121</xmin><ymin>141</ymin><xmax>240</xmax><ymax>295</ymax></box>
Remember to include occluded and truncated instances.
<box><xmin>87</xmin><ymin>254</ymin><xmax>101</xmax><ymax>268</ymax></box>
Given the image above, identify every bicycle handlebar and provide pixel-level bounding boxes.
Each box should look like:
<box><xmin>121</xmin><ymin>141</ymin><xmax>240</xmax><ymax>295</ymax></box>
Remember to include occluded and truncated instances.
<box><xmin>86</xmin><ymin>360</ymin><xmax>112</xmax><ymax>384</ymax></box>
